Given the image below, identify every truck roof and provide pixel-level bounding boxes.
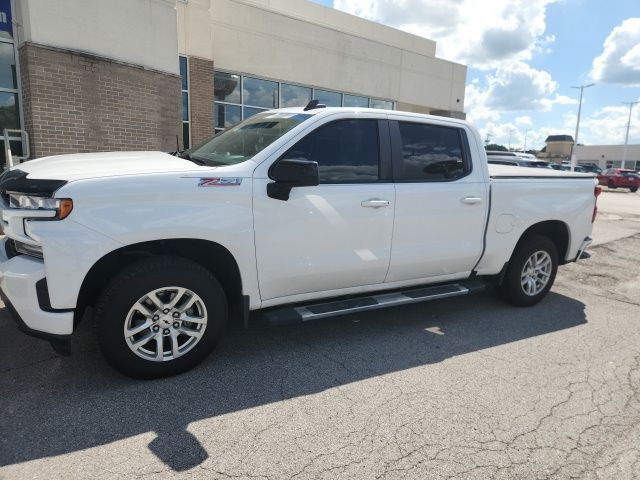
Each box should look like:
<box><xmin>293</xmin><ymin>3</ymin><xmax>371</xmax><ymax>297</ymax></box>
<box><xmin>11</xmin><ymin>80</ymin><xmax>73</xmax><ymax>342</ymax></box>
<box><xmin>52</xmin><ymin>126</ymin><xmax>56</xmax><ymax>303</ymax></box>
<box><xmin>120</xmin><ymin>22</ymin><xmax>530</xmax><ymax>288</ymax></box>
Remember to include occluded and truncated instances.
<box><xmin>270</xmin><ymin>107</ymin><xmax>470</xmax><ymax>127</ymax></box>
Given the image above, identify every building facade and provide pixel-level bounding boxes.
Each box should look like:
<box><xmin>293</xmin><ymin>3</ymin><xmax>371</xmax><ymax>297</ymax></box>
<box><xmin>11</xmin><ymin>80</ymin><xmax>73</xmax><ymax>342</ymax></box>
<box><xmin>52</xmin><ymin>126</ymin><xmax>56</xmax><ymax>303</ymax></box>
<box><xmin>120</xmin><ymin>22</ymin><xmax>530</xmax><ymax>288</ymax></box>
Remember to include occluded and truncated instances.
<box><xmin>2</xmin><ymin>0</ymin><xmax>467</xmax><ymax>164</ymax></box>
<box><xmin>536</xmin><ymin>135</ymin><xmax>574</xmax><ymax>163</ymax></box>
<box><xmin>537</xmin><ymin>134</ymin><xmax>640</xmax><ymax>170</ymax></box>
<box><xmin>574</xmin><ymin>144</ymin><xmax>640</xmax><ymax>171</ymax></box>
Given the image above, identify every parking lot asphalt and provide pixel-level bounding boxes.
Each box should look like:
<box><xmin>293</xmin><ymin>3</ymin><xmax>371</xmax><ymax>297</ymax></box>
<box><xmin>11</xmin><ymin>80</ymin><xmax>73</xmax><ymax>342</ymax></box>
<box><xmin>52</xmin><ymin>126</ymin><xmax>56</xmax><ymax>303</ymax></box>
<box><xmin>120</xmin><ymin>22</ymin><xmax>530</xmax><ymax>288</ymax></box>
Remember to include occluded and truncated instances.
<box><xmin>1</xmin><ymin>191</ymin><xmax>639</xmax><ymax>480</ymax></box>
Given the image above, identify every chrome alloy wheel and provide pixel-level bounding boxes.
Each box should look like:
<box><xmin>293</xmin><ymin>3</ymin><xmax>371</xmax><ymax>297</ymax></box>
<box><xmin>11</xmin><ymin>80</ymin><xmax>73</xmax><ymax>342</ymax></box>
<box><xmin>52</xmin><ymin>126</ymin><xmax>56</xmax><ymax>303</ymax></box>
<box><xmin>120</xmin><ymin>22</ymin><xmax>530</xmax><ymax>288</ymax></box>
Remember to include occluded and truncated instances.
<box><xmin>124</xmin><ymin>287</ymin><xmax>208</xmax><ymax>362</ymax></box>
<box><xmin>520</xmin><ymin>250</ymin><xmax>552</xmax><ymax>296</ymax></box>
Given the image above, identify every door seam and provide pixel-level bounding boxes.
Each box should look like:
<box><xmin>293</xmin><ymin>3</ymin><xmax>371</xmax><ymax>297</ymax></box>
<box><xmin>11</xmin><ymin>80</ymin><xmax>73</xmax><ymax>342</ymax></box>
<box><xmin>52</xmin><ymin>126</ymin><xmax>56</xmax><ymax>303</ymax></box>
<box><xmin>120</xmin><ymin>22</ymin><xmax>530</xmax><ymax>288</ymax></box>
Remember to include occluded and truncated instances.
<box><xmin>382</xmin><ymin>183</ymin><xmax>397</xmax><ymax>283</ymax></box>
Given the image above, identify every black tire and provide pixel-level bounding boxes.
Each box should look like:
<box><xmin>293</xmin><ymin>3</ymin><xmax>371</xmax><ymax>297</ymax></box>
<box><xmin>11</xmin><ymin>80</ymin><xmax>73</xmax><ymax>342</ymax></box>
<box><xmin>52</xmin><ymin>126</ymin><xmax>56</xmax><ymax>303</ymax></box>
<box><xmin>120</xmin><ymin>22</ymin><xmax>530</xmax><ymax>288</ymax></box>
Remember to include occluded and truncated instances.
<box><xmin>630</xmin><ymin>187</ymin><xmax>638</xmax><ymax>193</ymax></box>
<box><xmin>498</xmin><ymin>235</ymin><xmax>558</xmax><ymax>307</ymax></box>
<box><xmin>95</xmin><ymin>256</ymin><xmax>227</xmax><ymax>379</ymax></box>
<box><xmin>607</xmin><ymin>180</ymin><xmax>616</xmax><ymax>189</ymax></box>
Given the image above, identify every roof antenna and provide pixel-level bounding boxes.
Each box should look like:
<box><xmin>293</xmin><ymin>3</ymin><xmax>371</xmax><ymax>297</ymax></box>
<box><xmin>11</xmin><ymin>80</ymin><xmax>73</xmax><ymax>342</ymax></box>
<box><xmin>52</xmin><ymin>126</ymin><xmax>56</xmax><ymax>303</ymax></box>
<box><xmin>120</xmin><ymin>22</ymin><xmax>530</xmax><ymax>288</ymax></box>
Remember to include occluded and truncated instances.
<box><xmin>304</xmin><ymin>99</ymin><xmax>326</xmax><ymax>111</ymax></box>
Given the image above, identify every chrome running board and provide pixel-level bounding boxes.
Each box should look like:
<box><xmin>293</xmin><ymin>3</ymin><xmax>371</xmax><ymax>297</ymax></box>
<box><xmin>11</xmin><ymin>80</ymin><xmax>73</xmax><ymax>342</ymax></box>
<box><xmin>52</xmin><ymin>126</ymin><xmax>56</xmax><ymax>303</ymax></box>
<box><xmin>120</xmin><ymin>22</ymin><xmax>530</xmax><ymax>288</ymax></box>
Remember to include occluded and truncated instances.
<box><xmin>263</xmin><ymin>280</ymin><xmax>486</xmax><ymax>326</ymax></box>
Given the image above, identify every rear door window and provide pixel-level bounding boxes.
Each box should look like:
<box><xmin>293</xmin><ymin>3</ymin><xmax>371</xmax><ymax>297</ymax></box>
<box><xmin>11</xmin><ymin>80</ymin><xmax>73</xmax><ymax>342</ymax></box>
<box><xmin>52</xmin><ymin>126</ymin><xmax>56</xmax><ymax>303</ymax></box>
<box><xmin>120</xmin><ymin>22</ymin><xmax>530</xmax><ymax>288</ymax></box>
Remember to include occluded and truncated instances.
<box><xmin>395</xmin><ymin>122</ymin><xmax>470</xmax><ymax>181</ymax></box>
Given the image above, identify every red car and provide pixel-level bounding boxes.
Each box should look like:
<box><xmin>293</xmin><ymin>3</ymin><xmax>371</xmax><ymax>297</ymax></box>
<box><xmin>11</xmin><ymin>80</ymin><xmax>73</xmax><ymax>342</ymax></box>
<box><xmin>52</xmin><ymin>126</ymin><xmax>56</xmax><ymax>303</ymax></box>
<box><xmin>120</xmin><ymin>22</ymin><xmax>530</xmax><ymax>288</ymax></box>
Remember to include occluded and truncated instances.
<box><xmin>597</xmin><ymin>168</ymin><xmax>640</xmax><ymax>192</ymax></box>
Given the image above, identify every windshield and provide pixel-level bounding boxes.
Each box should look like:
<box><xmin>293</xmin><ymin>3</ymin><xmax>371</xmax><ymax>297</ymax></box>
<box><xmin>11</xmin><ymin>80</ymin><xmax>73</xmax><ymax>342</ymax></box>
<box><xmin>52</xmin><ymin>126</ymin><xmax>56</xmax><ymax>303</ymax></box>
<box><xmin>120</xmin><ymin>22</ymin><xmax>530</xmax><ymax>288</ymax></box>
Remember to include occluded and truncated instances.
<box><xmin>187</xmin><ymin>112</ymin><xmax>311</xmax><ymax>166</ymax></box>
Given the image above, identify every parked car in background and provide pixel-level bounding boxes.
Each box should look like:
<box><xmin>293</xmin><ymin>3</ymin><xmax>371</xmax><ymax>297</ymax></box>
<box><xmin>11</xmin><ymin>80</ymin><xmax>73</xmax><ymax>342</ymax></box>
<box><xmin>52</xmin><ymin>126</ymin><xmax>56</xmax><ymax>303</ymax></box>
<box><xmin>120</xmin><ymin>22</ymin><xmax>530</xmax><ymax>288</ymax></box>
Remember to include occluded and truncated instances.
<box><xmin>550</xmin><ymin>163</ymin><xmax>588</xmax><ymax>173</ymax></box>
<box><xmin>486</xmin><ymin>151</ymin><xmax>552</xmax><ymax>169</ymax></box>
<box><xmin>579</xmin><ymin>164</ymin><xmax>602</xmax><ymax>174</ymax></box>
<box><xmin>487</xmin><ymin>156</ymin><xmax>552</xmax><ymax>169</ymax></box>
<box><xmin>597</xmin><ymin>168</ymin><xmax>640</xmax><ymax>192</ymax></box>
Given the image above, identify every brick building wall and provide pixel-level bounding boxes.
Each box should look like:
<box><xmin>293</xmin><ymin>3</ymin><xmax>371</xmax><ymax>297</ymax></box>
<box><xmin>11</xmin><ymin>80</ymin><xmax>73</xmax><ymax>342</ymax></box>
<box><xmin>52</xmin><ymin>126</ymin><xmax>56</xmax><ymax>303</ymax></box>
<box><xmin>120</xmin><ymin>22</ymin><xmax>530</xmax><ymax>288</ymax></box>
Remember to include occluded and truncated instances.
<box><xmin>19</xmin><ymin>43</ymin><xmax>182</xmax><ymax>158</ymax></box>
<box><xmin>187</xmin><ymin>56</ymin><xmax>214</xmax><ymax>145</ymax></box>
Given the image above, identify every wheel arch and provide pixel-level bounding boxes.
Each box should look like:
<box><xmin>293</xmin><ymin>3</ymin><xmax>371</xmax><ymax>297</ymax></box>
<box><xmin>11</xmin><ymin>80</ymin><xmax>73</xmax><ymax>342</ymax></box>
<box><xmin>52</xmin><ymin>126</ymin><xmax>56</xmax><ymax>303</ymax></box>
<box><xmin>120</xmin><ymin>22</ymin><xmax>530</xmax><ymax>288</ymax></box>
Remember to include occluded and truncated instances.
<box><xmin>492</xmin><ymin>219</ymin><xmax>570</xmax><ymax>286</ymax></box>
<box><xmin>513</xmin><ymin>220</ymin><xmax>571</xmax><ymax>265</ymax></box>
<box><xmin>77</xmin><ymin>239</ymin><xmax>246</xmax><ymax>327</ymax></box>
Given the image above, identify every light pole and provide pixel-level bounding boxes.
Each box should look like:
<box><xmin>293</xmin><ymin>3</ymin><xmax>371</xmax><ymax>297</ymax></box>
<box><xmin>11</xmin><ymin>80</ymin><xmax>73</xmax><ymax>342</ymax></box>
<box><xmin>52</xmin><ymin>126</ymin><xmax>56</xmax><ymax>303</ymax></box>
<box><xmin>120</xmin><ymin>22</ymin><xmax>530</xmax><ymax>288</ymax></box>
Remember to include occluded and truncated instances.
<box><xmin>524</xmin><ymin>129</ymin><xmax>530</xmax><ymax>151</ymax></box>
<box><xmin>508</xmin><ymin>128</ymin><xmax>514</xmax><ymax>151</ymax></box>
<box><xmin>570</xmin><ymin>83</ymin><xmax>595</xmax><ymax>171</ymax></box>
<box><xmin>621</xmin><ymin>101</ymin><xmax>639</xmax><ymax>169</ymax></box>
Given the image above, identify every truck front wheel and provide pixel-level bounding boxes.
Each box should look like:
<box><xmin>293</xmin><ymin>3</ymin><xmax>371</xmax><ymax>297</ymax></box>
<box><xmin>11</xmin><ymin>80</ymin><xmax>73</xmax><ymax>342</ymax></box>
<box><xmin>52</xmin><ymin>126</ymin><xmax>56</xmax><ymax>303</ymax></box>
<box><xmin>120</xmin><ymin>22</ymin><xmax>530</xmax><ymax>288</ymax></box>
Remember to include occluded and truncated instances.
<box><xmin>95</xmin><ymin>256</ymin><xmax>227</xmax><ymax>378</ymax></box>
<box><xmin>498</xmin><ymin>235</ymin><xmax>558</xmax><ymax>307</ymax></box>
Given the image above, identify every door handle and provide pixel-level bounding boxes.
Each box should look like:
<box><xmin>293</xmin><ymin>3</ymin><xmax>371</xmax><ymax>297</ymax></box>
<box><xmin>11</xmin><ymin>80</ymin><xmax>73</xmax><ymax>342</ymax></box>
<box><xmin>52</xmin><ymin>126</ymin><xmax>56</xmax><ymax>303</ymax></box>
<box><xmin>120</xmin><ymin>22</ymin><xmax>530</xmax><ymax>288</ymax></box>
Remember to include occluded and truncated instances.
<box><xmin>461</xmin><ymin>196</ymin><xmax>483</xmax><ymax>205</ymax></box>
<box><xmin>361</xmin><ymin>198</ymin><xmax>390</xmax><ymax>208</ymax></box>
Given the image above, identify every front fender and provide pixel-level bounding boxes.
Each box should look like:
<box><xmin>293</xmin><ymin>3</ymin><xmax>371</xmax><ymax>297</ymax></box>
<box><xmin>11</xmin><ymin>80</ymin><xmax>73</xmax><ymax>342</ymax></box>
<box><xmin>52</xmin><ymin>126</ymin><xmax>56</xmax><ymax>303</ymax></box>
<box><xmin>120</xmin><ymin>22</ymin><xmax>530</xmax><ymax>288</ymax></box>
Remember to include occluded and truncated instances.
<box><xmin>41</xmin><ymin>174</ymin><xmax>259</xmax><ymax>309</ymax></box>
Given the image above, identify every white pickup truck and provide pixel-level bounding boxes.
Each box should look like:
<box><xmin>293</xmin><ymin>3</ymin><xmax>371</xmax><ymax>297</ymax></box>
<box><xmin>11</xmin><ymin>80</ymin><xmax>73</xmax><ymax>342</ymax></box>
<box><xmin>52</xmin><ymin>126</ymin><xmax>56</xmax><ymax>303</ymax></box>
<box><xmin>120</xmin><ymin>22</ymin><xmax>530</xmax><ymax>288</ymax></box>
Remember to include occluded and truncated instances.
<box><xmin>0</xmin><ymin>106</ymin><xmax>599</xmax><ymax>378</ymax></box>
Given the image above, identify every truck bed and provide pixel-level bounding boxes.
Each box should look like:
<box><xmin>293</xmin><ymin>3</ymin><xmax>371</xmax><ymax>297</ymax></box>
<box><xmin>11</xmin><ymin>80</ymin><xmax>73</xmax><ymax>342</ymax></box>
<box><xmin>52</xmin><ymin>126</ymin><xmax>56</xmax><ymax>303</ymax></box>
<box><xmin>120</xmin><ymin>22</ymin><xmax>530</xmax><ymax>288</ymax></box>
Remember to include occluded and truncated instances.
<box><xmin>488</xmin><ymin>164</ymin><xmax>595</xmax><ymax>179</ymax></box>
<box><xmin>475</xmin><ymin>164</ymin><xmax>598</xmax><ymax>277</ymax></box>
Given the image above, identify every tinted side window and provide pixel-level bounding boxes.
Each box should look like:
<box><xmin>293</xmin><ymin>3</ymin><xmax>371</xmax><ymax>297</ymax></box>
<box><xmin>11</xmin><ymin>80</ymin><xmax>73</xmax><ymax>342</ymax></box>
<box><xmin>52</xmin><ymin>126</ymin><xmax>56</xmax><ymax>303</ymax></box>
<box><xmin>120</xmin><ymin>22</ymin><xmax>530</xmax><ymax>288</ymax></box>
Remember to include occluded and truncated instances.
<box><xmin>397</xmin><ymin>122</ymin><xmax>468</xmax><ymax>181</ymax></box>
<box><xmin>281</xmin><ymin>119</ymin><xmax>379</xmax><ymax>183</ymax></box>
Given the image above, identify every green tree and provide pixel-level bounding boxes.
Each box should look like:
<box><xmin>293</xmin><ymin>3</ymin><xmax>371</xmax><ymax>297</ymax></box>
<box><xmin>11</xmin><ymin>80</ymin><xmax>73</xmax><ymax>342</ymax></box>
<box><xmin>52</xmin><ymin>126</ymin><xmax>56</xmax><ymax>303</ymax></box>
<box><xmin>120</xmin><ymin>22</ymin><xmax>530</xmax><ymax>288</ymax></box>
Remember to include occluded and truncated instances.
<box><xmin>485</xmin><ymin>144</ymin><xmax>508</xmax><ymax>151</ymax></box>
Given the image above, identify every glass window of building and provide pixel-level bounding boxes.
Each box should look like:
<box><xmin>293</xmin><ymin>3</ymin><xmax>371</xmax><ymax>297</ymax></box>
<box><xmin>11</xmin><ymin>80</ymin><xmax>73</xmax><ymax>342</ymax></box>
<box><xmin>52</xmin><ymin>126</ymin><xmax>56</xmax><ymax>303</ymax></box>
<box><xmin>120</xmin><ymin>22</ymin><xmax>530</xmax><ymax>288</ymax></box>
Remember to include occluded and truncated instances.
<box><xmin>243</xmin><ymin>76</ymin><xmax>278</xmax><ymax>109</ymax></box>
<box><xmin>343</xmin><ymin>94</ymin><xmax>369</xmax><ymax>108</ymax></box>
<box><xmin>214</xmin><ymin>103</ymin><xmax>241</xmax><ymax>130</ymax></box>
<box><xmin>0</xmin><ymin>1</ymin><xmax>23</xmax><ymax>169</ymax></box>
<box><xmin>212</xmin><ymin>70</ymin><xmax>394</xmax><ymax>132</ymax></box>
<box><xmin>243</xmin><ymin>106</ymin><xmax>269</xmax><ymax>120</ymax></box>
<box><xmin>179</xmin><ymin>56</ymin><xmax>188</xmax><ymax>91</ymax></box>
<box><xmin>179</xmin><ymin>56</ymin><xmax>190</xmax><ymax>149</ymax></box>
<box><xmin>281</xmin><ymin>84</ymin><xmax>312</xmax><ymax>108</ymax></box>
<box><xmin>0</xmin><ymin>91</ymin><xmax>18</xmax><ymax>130</ymax></box>
<box><xmin>214</xmin><ymin>72</ymin><xmax>241</xmax><ymax>103</ymax></box>
<box><xmin>370</xmin><ymin>98</ymin><xmax>394</xmax><ymax>110</ymax></box>
<box><xmin>314</xmin><ymin>89</ymin><xmax>342</xmax><ymax>107</ymax></box>
<box><xmin>0</xmin><ymin>42</ymin><xmax>16</xmax><ymax>90</ymax></box>
<box><xmin>181</xmin><ymin>92</ymin><xmax>189</xmax><ymax>122</ymax></box>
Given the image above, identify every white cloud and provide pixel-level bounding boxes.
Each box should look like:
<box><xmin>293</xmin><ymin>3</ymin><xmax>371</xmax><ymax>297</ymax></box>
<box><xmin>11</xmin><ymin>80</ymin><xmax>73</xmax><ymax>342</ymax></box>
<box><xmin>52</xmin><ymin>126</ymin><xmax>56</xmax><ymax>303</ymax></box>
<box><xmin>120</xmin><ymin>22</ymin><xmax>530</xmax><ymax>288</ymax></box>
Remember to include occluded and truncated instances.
<box><xmin>464</xmin><ymin>61</ymin><xmax>576</xmax><ymax>122</ymax></box>
<box><xmin>464</xmin><ymin>82</ymin><xmax>501</xmax><ymax>123</ymax></box>
<box><xmin>477</xmin><ymin>100</ymin><xmax>640</xmax><ymax>152</ymax></box>
<box><xmin>591</xmin><ymin>18</ymin><xmax>640</xmax><ymax>86</ymax></box>
<box><xmin>478</xmin><ymin>121</ymin><xmax>571</xmax><ymax>151</ymax></box>
<box><xmin>332</xmin><ymin>0</ymin><xmax>557</xmax><ymax>68</ymax></box>
<box><xmin>578</xmin><ymin>102</ymin><xmax>640</xmax><ymax>145</ymax></box>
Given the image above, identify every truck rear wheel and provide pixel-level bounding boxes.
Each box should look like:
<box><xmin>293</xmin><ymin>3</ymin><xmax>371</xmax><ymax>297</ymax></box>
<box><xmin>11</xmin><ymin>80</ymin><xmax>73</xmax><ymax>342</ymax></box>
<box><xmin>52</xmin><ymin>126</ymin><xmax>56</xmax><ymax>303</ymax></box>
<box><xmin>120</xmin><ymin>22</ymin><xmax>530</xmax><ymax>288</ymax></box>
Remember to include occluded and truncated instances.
<box><xmin>95</xmin><ymin>256</ymin><xmax>227</xmax><ymax>378</ymax></box>
<box><xmin>498</xmin><ymin>235</ymin><xmax>558</xmax><ymax>307</ymax></box>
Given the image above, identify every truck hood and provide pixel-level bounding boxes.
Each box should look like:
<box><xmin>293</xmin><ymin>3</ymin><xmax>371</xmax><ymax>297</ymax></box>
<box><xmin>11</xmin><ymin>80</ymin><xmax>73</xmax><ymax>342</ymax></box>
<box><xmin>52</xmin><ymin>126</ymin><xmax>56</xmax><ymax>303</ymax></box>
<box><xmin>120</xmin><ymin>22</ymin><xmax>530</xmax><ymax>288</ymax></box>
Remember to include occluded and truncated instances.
<box><xmin>13</xmin><ymin>151</ymin><xmax>208</xmax><ymax>182</ymax></box>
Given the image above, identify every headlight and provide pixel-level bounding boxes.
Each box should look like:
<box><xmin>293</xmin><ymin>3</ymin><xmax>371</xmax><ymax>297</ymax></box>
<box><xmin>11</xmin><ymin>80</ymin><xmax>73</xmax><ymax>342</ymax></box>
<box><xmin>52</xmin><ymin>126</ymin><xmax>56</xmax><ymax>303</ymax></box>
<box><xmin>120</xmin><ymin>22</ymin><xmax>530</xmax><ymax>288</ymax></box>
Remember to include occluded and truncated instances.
<box><xmin>8</xmin><ymin>194</ymin><xmax>73</xmax><ymax>219</ymax></box>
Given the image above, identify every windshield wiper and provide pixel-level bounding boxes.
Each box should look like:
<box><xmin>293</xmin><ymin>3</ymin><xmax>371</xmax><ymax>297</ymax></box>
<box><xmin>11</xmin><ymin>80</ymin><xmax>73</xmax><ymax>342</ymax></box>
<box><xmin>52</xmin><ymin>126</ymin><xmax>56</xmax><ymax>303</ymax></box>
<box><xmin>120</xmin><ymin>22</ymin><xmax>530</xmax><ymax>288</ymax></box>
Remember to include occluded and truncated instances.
<box><xmin>176</xmin><ymin>151</ymin><xmax>206</xmax><ymax>166</ymax></box>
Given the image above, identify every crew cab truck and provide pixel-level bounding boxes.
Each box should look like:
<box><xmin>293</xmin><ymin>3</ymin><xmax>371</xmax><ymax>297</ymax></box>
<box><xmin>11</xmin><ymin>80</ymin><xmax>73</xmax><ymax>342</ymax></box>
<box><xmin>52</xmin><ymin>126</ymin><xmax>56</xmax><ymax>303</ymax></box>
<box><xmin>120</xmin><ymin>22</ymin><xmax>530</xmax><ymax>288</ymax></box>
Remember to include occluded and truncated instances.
<box><xmin>0</xmin><ymin>106</ymin><xmax>599</xmax><ymax>378</ymax></box>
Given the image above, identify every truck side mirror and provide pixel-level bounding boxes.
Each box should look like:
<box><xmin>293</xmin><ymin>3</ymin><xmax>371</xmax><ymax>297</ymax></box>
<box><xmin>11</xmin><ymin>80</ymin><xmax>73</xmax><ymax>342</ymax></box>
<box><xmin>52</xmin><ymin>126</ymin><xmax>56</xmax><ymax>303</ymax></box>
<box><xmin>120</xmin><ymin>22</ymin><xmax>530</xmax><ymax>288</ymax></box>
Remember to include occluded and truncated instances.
<box><xmin>267</xmin><ymin>159</ymin><xmax>319</xmax><ymax>201</ymax></box>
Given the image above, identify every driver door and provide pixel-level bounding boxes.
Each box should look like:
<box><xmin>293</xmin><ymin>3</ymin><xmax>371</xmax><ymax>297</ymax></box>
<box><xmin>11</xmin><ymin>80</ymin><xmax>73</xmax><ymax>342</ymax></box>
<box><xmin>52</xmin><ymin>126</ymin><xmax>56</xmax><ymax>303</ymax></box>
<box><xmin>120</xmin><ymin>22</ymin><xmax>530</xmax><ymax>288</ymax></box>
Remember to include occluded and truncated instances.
<box><xmin>253</xmin><ymin>116</ymin><xmax>395</xmax><ymax>302</ymax></box>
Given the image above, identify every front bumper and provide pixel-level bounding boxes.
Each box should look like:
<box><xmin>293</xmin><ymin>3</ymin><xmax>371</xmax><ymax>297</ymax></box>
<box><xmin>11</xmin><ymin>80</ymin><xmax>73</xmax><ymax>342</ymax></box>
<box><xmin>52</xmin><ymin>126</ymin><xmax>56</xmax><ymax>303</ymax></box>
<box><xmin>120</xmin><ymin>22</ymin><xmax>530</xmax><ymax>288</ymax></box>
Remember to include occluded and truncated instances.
<box><xmin>0</xmin><ymin>238</ymin><xmax>74</xmax><ymax>337</ymax></box>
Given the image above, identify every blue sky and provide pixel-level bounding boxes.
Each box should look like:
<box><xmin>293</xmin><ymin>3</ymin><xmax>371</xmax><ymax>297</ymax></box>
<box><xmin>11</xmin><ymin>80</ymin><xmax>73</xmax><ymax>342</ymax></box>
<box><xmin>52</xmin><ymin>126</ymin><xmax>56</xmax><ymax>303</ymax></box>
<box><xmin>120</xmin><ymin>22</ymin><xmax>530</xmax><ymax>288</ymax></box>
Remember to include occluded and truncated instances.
<box><xmin>310</xmin><ymin>0</ymin><xmax>640</xmax><ymax>150</ymax></box>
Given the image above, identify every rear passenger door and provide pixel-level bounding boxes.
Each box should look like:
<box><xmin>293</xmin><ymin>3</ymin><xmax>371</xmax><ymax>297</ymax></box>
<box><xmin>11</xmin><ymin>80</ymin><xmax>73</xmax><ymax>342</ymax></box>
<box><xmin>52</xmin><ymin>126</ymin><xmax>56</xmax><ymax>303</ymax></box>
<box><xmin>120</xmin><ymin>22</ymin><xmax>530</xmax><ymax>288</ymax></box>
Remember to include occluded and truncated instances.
<box><xmin>385</xmin><ymin>118</ymin><xmax>488</xmax><ymax>283</ymax></box>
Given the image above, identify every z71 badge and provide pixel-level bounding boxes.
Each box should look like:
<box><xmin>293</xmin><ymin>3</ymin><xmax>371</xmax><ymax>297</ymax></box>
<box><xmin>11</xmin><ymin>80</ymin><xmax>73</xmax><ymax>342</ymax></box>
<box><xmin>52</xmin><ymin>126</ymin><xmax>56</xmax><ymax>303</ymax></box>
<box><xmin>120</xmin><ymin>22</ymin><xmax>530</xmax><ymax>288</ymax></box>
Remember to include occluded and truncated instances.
<box><xmin>198</xmin><ymin>177</ymin><xmax>243</xmax><ymax>187</ymax></box>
